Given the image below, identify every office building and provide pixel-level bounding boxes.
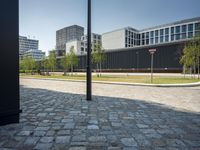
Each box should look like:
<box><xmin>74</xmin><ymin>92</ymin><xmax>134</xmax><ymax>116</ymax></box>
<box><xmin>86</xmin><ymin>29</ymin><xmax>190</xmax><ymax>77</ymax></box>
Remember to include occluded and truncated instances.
<box><xmin>19</xmin><ymin>36</ymin><xmax>39</xmax><ymax>55</ymax></box>
<box><xmin>65</xmin><ymin>33</ymin><xmax>101</xmax><ymax>55</ymax></box>
<box><xmin>56</xmin><ymin>25</ymin><xmax>84</xmax><ymax>50</ymax></box>
<box><xmin>102</xmin><ymin>17</ymin><xmax>200</xmax><ymax>50</ymax></box>
<box><xmin>23</xmin><ymin>49</ymin><xmax>45</xmax><ymax>61</ymax></box>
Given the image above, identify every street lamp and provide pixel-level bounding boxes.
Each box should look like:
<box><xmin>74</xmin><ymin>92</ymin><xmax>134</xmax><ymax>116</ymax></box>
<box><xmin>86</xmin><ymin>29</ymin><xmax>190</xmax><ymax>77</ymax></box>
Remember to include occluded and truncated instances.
<box><xmin>86</xmin><ymin>0</ymin><xmax>92</xmax><ymax>100</ymax></box>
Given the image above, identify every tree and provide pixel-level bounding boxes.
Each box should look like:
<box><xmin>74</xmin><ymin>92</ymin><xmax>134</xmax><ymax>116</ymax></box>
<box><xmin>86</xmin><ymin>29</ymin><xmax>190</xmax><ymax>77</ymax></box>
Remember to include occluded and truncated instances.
<box><xmin>92</xmin><ymin>44</ymin><xmax>106</xmax><ymax>77</ymax></box>
<box><xmin>180</xmin><ymin>34</ymin><xmax>200</xmax><ymax>78</ymax></box>
<box><xmin>47</xmin><ymin>51</ymin><xmax>56</xmax><ymax>74</ymax></box>
<box><xmin>20</xmin><ymin>56</ymin><xmax>36</xmax><ymax>74</ymax></box>
<box><xmin>61</xmin><ymin>52</ymin><xmax>70</xmax><ymax>76</ymax></box>
<box><xmin>67</xmin><ymin>46</ymin><xmax>78</xmax><ymax>75</ymax></box>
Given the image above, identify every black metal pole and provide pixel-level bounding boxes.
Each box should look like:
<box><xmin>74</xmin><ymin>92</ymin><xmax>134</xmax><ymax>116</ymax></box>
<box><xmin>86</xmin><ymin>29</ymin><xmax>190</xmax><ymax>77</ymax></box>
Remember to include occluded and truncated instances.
<box><xmin>86</xmin><ymin>0</ymin><xmax>92</xmax><ymax>100</ymax></box>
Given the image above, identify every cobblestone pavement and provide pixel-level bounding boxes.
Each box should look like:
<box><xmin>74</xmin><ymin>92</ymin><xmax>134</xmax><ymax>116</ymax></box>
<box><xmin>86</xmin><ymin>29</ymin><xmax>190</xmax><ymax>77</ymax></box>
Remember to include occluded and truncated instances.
<box><xmin>0</xmin><ymin>78</ymin><xmax>200</xmax><ymax>150</ymax></box>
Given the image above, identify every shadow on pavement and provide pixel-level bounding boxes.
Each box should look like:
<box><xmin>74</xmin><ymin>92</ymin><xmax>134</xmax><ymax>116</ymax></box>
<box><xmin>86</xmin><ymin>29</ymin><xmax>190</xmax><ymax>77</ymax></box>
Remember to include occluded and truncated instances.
<box><xmin>0</xmin><ymin>85</ymin><xmax>199</xmax><ymax>149</ymax></box>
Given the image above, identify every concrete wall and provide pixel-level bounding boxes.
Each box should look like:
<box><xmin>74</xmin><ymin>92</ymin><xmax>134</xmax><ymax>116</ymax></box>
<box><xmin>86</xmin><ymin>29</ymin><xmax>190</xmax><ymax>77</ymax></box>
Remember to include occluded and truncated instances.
<box><xmin>102</xmin><ymin>29</ymin><xmax>125</xmax><ymax>49</ymax></box>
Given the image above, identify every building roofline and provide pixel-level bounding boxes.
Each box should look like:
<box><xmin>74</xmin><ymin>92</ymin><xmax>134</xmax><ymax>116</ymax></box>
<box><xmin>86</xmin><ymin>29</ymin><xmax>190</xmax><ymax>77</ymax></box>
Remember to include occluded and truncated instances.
<box><xmin>102</xmin><ymin>26</ymin><xmax>139</xmax><ymax>35</ymax></box>
<box><xmin>140</xmin><ymin>17</ymin><xmax>200</xmax><ymax>32</ymax></box>
<box><xmin>56</xmin><ymin>25</ymin><xmax>84</xmax><ymax>32</ymax></box>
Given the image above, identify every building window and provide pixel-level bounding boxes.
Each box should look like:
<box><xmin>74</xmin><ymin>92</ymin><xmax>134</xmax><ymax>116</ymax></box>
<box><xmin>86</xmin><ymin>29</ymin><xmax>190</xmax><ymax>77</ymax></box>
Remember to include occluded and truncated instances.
<box><xmin>142</xmin><ymin>40</ymin><xmax>145</xmax><ymax>45</ymax></box>
<box><xmin>160</xmin><ymin>29</ymin><xmax>164</xmax><ymax>36</ymax></box>
<box><xmin>150</xmin><ymin>31</ymin><xmax>154</xmax><ymax>38</ymax></box>
<box><xmin>165</xmin><ymin>35</ymin><xmax>169</xmax><ymax>42</ymax></box>
<box><xmin>171</xmin><ymin>35</ymin><xmax>174</xmax><ymax>41</ymax></box>
<box><xmin>142</xmin><ymin>33</ymin><xmax>145</xmax><ymax>39</ymax></box>
<box><xmin>155</xmin><ymin>37</ymin><xmax>159</xmax><ymax>43</ymax></box>
<box><xmin>181</xmin><ymin>33</ymin><xmax>186</xmax><ymax>39</ymax></box>
<box><xmin>171</xmin><ymin>27</ymin><xmax>174</xmax><ymax>34</ymax></box>
<box><xmin>146</xmin><ymin>32</ymin><xmax>149</xmax><ymax>39</ymax></box>
<box><xmin>155</xmin><ymin>30</ymin><xmax>159</xmax><ymax>37</ymax></box>
<box><xmin>175</xmin><ymin>34</ymin><xmax>180</xmax><ymax>40</ymax></box>
<box><xmin>188</xmin><ymin>24</ymin><xmax>193</xmax><ymax>32</ymax></box>
<box><xmin>188</xmin><ymin>32</ymin><xmax>193</xmax><ymax>38</ymax></box>
<box><xmin>165</xmin><ymin>28</ymin><xmax>169</xmax><ymax>35</ymax></box>
<box><xmin>146</xmin><ymin>39</ymin><xmax>149</xmax><ymax>45</ymax></box>
<box><xmin>160</xmin><ymin>36</ymin><xmax>164</xmax><ymax>43</ymax></box>
<box><xmin>175</xmin><ymin>26</ymin><xmax>180</xmax><ymax>33</ymax></box>
<box><xmin>182</xmin><ymin>25</ymin><xmax>186</xmax><ymax>33</ymax></box>
<box><xmin>195</xmin><ymin>23</ymin><xmax>200</xmax><ymax>31</ymax></box>
<box><xmin>150</xmin><ymin>38</ymin><xmax>154</xmax><ymax>44</ymax></box>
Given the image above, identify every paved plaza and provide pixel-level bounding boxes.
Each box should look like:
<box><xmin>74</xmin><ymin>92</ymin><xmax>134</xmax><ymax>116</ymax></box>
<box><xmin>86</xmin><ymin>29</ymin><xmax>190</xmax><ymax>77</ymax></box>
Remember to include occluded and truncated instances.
<box><xmin>0</xmin><ymin>78</ymin><xmax>200</xmax><ymax>150</ymax></box>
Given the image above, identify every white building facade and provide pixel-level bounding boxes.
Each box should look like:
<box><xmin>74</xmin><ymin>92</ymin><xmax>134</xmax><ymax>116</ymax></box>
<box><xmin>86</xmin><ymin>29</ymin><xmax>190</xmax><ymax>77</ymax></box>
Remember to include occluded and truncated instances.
<box><xmin>65</xmin><ymin>33</ymin><xmax>102</xmax><ymax>55</ymax></box>
<box><xmin>102</xmin><ymin>17</ymin><xmax>200</xmax><ymax>50</ymax></box>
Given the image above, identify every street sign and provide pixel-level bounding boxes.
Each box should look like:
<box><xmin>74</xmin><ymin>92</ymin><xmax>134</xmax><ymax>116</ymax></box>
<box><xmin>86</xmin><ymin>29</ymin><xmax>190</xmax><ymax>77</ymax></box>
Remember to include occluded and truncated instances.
<box><xmin>149</xmin><ymin>49</ymin><xmax>156</xmax><ymax>83</ymax></box>
<box><xmin>149</xmin><ymin>49</ymin><xmax>156</xmax><ymax>54</ymax></box>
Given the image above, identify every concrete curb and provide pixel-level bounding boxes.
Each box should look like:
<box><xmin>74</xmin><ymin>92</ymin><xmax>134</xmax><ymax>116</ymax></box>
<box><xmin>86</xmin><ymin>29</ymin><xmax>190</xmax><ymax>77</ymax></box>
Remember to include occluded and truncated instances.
<box><xmin>20</xmin><ymin>77</ymin><xmax>200</xmax><ymax>87</ymax></box>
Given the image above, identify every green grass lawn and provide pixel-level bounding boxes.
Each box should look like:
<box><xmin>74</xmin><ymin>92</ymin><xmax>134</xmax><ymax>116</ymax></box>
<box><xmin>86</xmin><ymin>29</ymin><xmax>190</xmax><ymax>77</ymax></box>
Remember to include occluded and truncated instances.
<box><xmin>20</xmin><ymin>73</ymin><xmax>200</xmax><ymax>84</ymax></box>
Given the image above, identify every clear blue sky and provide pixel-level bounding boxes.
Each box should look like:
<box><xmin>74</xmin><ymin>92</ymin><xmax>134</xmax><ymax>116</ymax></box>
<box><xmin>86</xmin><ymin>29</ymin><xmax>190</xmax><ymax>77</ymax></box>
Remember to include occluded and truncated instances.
<box><xmin>19</xmin><ymin>0</ymin><xmax>200</xmax><ymax>54</ymax></box>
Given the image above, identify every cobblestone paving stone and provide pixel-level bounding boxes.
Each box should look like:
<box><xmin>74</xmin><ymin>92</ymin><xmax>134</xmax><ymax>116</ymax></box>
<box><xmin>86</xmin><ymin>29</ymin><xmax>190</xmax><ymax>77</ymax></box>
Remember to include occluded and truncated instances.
<box><xmin>0</xmin><ymin>78</ymin><xmax>200</xmax><ymax>150</ymax></box>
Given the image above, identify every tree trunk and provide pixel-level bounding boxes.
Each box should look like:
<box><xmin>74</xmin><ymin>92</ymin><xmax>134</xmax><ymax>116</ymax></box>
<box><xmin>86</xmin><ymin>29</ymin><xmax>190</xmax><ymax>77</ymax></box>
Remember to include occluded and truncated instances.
<box><xmin>183</xmin><ymin>66</ymin><xmax>185</xmax><ymax>79</ymax></box>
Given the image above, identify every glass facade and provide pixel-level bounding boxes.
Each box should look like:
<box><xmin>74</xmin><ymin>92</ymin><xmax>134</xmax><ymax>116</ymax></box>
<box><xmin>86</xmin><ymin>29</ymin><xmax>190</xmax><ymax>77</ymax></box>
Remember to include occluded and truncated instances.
<box><xmin>121</xmin><ymin>19</ymin><xmax>200</xmax><ymax>48</ymax></box>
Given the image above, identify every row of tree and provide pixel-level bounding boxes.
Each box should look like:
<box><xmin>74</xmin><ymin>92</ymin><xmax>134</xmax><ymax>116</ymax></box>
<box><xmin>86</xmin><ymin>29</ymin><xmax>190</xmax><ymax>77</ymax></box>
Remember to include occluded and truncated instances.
<box><xmin>180</xmin><ymin>34</ymin><xmax>200</xmax><ymax>79</ymax></box>
<box><xmin>20</xmin><ymin>45</ymin><xmax>106</xmax><ymax>76</ymax></box>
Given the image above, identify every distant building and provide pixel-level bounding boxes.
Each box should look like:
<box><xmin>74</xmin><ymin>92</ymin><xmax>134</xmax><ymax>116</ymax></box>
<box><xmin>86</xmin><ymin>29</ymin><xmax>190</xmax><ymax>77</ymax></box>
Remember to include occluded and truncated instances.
<box><xmin>19</xmin><ymin>36</ymin><xmax>39</xmax><ymax>55</ymax></box>
<box><xmin>23</xmin><ymin>49</ymin><xmax>45</xmax><ymax>61</ymax></box>
<box><xmin>65</xmin><ymin>33</ymin><xmax>102</xmax><ymax>55</ymax></box>
<box><xmin>56</xmin><ymin>25</ymin><xmax>84</xmax><ymax>50</ymax></box>
<box><xmin>102</xmin><ymin>17</ymin><xmax>200</xmax><ymax>50</ymax></box>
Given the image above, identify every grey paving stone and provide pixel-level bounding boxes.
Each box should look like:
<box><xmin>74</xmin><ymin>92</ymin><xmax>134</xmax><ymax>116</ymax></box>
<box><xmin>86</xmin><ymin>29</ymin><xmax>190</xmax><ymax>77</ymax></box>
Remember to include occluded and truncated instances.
<box><xmin>88</xmin><ymin>136</ymin><xmax>106</xmax><ymax>142</ymax></box>
<box><xmin>121</xmin><ymin>138</ymin><xmax>138</xmax><ymax>147</ymax></box>
<box><xmin>69</xmin><ymin>147</ymin><xmax>86</xmax><ymax>150</ymax></box>
<box><xmin>55</xmin><ymin>136</ymin><xmax>70</xmax><ymax>144</ymax></box>
<box><xmin>24</xmin><ymin>137</ymin><xmax>40</xmax><ymax>146</ymax></box>
<box><xmin>0</xmin><ymin>78</ymin><xmax>199</xmax><ymax>149</ymax></box>
<box><xmin>40</xmin><ymin>137</ymin><xmax>54</xmax><ymax>143</ymax></box>
<box><xmin>87</xmin><ymin>125</ymin><xmax>99</xmax><ymax>129</ymax></box>
<box><xmin>34</xmin><ymin>143</ymin><xmax>53</xmax><ymax>150</ymax></box>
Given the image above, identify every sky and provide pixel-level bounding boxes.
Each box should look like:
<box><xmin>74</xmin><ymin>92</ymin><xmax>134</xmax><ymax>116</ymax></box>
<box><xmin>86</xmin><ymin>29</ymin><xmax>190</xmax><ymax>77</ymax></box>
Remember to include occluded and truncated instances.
<box><xmin>19</xmin><ymin>0</ymin><xmax>200</xmax><ymax>54</ymax></box>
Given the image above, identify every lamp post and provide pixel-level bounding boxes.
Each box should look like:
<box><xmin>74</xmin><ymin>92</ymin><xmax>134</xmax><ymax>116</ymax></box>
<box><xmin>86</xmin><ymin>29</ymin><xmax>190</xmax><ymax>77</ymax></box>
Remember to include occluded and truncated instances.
<box><xmin>86</xmin><ymin>0</ymin><xmax>92</xmax><ymax>100</ymax></box>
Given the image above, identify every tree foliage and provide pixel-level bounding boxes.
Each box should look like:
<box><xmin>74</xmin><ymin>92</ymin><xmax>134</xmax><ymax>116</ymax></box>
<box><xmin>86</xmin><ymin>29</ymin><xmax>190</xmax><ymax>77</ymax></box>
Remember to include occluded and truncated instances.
<box><xmin>20</xmin><ymin>56</ymin><xmax>36</xmax><ymax>74</ymax></box>
<box><xmin>47</xmin><ymin>51</ymin><xmax>56</xmax><ymax>73</ymax></box>
<box><xmin>180</xmin><ymin>34</ymin><xmax>200</xmax><ymax>77</ymax></box>
<box><xmin>92</xmin><ymin>44</ymin><xmax>106</xmax><ymax>76</ymax></box>
<box><xmin>65</xmin><ymin>46</ymin><xmax>78</xmax><ymax>75</ymax></box>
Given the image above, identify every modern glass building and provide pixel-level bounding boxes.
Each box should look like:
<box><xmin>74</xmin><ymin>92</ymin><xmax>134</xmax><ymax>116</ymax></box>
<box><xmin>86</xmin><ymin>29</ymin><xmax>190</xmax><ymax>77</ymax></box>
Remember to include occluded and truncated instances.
<box><xmin>19</xmin><ymin>36</ymin><xmax>39</xmax><ymax>55</ymax></box>
<box><xmin>102</xmin><ymin>17</ymin><xmax>200</xmax><ymax>50</ymax></box>
<box><xmin>23</xmin><ymin>49</ymin><xmax>45</xmax><ymax>61</ymax></box>
<box><xmin>56</xmin><ymin>25</ymin><xmax>84</xmax><ymax>50</ymax></box>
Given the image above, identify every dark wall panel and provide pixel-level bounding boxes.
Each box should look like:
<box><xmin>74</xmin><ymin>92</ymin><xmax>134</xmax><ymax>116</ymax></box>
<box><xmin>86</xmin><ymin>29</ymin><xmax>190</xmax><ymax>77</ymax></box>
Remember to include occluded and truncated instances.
<box><xmin>76</xmin><ymin>42</ymin><xmax>185</xmax><ymax>72</ymax></box>
<box><xmin>0</xmin><ymin>0</ymin><xmax>20</xmax><ymax>125</ymax></box>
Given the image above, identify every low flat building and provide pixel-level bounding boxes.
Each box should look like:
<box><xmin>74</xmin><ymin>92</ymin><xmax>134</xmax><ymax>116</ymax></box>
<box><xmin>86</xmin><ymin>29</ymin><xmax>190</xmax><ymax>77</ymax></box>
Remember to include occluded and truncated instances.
<box><xmin>23</xmin><ymin>49</ymin><xmax>45</xmax><ymax>61</ymax></box>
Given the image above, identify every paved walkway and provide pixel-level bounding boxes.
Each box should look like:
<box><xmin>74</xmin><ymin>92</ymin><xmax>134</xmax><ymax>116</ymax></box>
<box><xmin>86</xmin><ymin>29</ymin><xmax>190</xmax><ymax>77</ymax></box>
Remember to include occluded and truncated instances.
<box><xmin>0</xmin><ymin>78</ymin><xmax>200</xmax><ymax>149</ymax></box>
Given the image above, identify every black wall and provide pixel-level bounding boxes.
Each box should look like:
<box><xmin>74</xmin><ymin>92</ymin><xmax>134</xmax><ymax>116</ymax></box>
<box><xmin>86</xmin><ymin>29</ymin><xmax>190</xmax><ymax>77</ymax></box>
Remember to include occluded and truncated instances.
<box><xmin>76</xmin><ymin>42</ymin><xmax>185</xmax><ymax>72</ymax></box>
<box><xmin>0</xmin><ymin>0</ymin><xmax>20</xmax><ymax>125</ymax></box>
